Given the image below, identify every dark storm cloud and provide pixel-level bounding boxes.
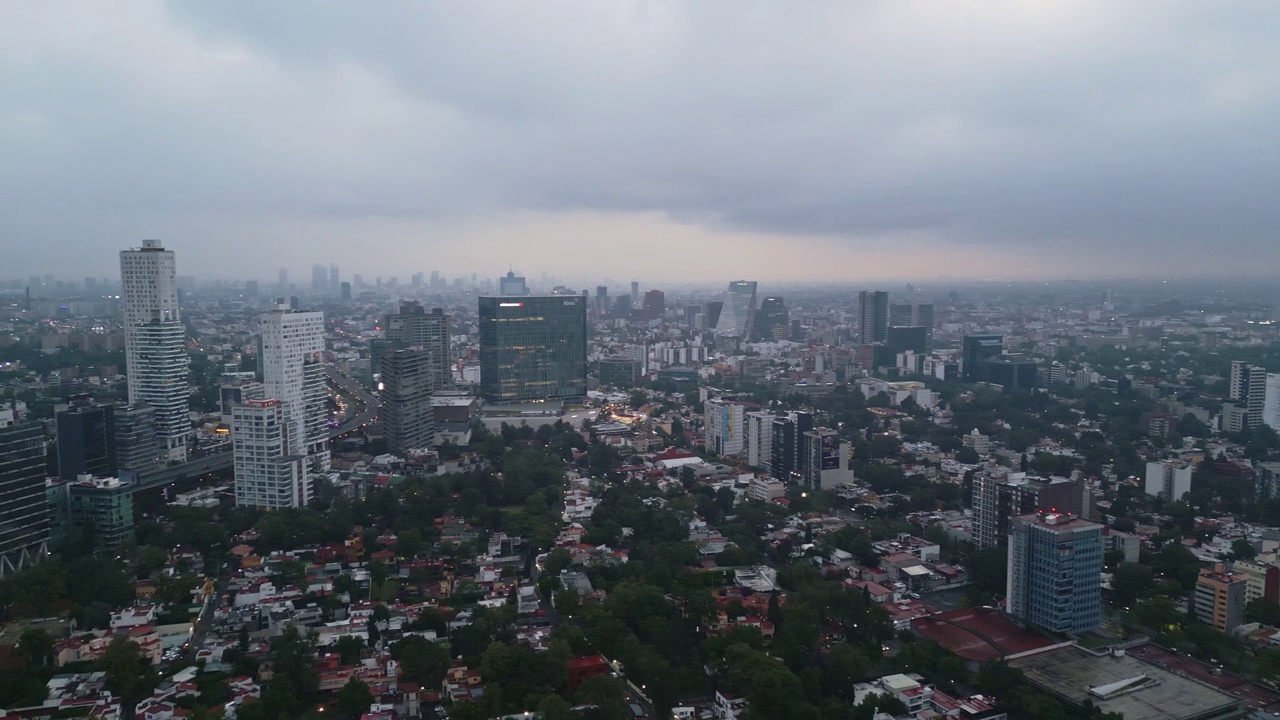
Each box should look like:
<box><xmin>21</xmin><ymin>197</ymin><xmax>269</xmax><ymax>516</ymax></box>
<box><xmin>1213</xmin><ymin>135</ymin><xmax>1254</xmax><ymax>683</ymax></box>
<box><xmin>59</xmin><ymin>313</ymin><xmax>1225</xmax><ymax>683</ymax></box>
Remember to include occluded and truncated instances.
<box><xmin>3</xmin><ymin>1</ymin><xmax>1280</xmax><ymax>276</ymax></box>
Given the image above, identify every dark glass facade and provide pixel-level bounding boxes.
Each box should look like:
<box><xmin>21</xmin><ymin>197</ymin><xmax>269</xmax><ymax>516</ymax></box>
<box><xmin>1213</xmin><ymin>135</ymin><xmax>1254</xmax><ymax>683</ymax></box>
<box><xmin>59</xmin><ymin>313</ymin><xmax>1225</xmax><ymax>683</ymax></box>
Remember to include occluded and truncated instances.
<box><xmin>479</xmin><ymin>296</ymin><xmax>587</xmax><ymax>403</ymax></box>
<box><xmin>0</xmin><ymin>424</ymin><xmax>50</xmax><ymax>576</ymax></box>
<box><xmin>56</xmin><ymin>399</ymin><xmax>117</xmax><ymax>481</ymax></box>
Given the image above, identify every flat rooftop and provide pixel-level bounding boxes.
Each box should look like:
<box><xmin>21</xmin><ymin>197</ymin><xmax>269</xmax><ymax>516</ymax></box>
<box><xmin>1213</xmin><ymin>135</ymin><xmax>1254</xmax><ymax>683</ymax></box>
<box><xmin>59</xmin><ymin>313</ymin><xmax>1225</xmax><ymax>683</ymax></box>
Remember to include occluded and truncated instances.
<box><xmin>1010</xmin><ymin>645</ymin><xmax>1243</xmax><ymax>720</ymax></box>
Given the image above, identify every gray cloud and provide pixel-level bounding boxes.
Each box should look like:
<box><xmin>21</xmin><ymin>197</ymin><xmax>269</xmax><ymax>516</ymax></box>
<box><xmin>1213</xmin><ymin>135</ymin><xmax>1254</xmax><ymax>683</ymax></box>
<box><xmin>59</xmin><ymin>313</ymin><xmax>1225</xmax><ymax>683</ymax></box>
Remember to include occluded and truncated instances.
<box><xmin>3</xmin><ymin>1</ymin><xmax>1279</xmax><ymax>279</ymax></box>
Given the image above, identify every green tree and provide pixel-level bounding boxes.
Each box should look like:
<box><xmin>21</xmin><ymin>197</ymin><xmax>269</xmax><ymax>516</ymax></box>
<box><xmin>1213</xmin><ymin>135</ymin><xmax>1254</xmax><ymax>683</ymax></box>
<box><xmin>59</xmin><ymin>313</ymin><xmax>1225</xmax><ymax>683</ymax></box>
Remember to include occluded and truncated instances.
<box><xmin>333</xmin><ymin>678</ymin><xmax>373</xmax><ymax>720</ymax></box>
<box><xmin>18</xmin><ymin>628</ymin><xmax>54</xmax><ymax>668</ymax></box>
<box><xmin>537</xmin><ymin>693</ymin><xmax>574</xmax><ymax>720</ymax></box>
<box><xmin>99</xmin><ymin>636</ymin><xmax>156</xmax><ymax>708</ymax></box>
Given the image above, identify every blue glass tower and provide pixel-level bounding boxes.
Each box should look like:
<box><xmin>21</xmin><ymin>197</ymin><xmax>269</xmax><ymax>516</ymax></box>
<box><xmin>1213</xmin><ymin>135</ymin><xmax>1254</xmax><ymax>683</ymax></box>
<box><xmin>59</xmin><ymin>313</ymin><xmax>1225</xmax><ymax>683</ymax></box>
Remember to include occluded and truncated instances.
<box><xmin>1007</xmin><ymin>511</ymin><xmax>1103</xmax><ymax>634</ymax></box>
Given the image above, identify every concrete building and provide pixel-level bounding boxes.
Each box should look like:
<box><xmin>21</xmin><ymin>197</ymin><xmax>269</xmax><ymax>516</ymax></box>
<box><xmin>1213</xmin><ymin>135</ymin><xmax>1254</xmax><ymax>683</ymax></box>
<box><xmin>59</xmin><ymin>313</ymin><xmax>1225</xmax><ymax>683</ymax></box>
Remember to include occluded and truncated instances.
<box><xmin>1144</xmin><ymin>460</ymin><xmax>1192</xmax><ymax>500</ymax></box>
<box><xmin>47</xmin><ymin>475</ymin><xmax>135</xmax><ymax>549</ymax></box>
<box><xmin>1265</xmin><ymin>372</ymin><xmax>1280</xmax><ymax>432</ymax></box>
<box><xmin>381</xmin><ymin>348</ymin><xmax>436</xmax><ymax>455</ymax></box>
<box><xmin>744</xmin><ymin>411</ymin><xmax>775</xmax><ymax>470</ymax></box>
<box><xmin>770</xmin><ymin>411</ymin><xmax>814</xmax><ymax>481</ymax></box>
<box><xmin>1231</xmin><ymin>558</ymin><xmax>1280</xmax><ymax>605</ymax></box>
<box><xmin>1257</xmin><ymin>462</ymin><xmax>1280</xmax><ymax>502</ymax></box>
<box><xmin>858</xmin><ymin>290</ymin><xmax>889</xmax><ymax>344</ymax></box>
<box><xmin>1228</xmin><ymin>360</ymin><xmax>1267</xmax><ymax>432</ymax></box>
<box><xmin>1007</xmin><ymin>511</ymin><xmax>1103</xmax><ymax>634</ymax></box>
<box><xmin>801</xmin><ymin>428</ymin><xmax>854</xmax><ymax>490</ymax></box>
<box><xmin>705</xmin><ymin>398</ymin><xmax>746</xmax><ymax>457</ymax></box>
<box><xmin>972</xmin><ymin>470</ymin><xmax>1089</xmax><ymax>550</ymax></box>
<box><xmin>259</xmin><ymin>303</ymin><xmax>329</xmax><ymax>474</ymax></box>
<box><xmin>962</xmin><ymin>428</ymin><xmax>991</xmax><ymax>456</ymax></box>
<box><xmin>746</xmin><ymin>476</ymin><xmax>786</xmax><ymax>503</ymax></box>
<box><xmin>0</xmin><ymin>424</ymin><xmax>50</xmax><ymax>576</ymax></box>
<box><xmin>1195</xmin><ymin>562</ymin><xmax>1247</xmax><ymax>634</ymax></box>
<box><xmin>232</xmin><ymin>399</ymin><xmax>308</xmax><ymax>509</ymax></box>
<box><xmin>113</xmin><ymin>405</ymin><xmax>159</xmax><ymax>475</ymax></box>
<box><xmin>119</xmin><ymin>239</ymin><xmax>190</xmax><ymax>462</ymax></box>
<box><xmin>380</xmin><ymin>301</ymin><xmax>451</xmax><ymax>389</ymax></box>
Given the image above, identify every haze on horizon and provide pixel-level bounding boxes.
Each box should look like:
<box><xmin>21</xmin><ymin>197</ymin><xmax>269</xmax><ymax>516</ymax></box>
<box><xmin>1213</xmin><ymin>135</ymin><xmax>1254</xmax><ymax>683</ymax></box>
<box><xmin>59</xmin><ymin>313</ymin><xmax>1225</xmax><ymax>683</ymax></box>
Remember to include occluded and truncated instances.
<box><xmin>3</xmin><ymin>1</ymin><xmax>1279</xmax><ymax>283</ymax></box>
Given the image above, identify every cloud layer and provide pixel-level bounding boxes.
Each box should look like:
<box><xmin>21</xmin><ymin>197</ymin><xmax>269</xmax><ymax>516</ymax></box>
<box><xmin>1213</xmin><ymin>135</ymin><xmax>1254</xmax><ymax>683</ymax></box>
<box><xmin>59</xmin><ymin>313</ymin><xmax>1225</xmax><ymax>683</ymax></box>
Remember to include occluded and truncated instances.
<box><xmin>3</xmin><ymin>1</ymin><xmax>1279</xmax><ymax>282</ymax></box>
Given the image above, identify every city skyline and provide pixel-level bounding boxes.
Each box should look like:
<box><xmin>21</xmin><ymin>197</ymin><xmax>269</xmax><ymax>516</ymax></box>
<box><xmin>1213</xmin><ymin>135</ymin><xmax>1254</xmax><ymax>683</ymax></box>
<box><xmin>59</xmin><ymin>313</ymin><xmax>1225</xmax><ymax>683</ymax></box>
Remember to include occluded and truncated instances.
<box><xmin>4</xmin><ymin>3</ymin><xmax>1280</xmax><ymax>281</ymax></box>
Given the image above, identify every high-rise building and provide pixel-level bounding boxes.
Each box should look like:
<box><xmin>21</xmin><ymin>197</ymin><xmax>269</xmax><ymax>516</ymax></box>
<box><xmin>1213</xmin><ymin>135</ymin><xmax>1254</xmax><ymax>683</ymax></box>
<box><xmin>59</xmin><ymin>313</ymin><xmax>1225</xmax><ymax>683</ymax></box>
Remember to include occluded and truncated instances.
<box><xmin>46</xmin><ymin>475</ymin><xmax>135</xmax><ymax>549</ymax></box>
<box><xmin>478</xmin><ymin>295</ymin><xmax>587</xmax><ymax>403</ymax></box>
<box><xmin>1007</xmin><ymin>511</ymin><xmax>1103</xmax><ymax>635</ymax></box>
<box><xmin>744</xmin><ymin>411</ymin><xmax>775</xmax><ymax>470</ymax></box>
<box><xmin>379</xmin><ymin>302</ymin><xmax>451</xmax><ymax>388</ymax></box>
<box><xmin>754</xmin><ymin>296</ymin><xmax>789</xmax><ymax>341</ymax></box>
<box><xmin>962</xmin><ymin>335</ymin><xmax>1004</xmax><ymax>382</ymax></box>
<box><xmin>630</xmin><ymin>281</ymin><xmax>640</xmax><ymax>308</ymax></box>
<box><xmin>1195</xmin><ymin>563</ymin><xmax>1247</xmax><ymax>634</ymax></box>
<box><xmin>1264</xmin><ymin>373</ymin><xmax>1280</xmax><ymax>431</ymax></box>
<box><xmin>232</xmin><ymin>399</ymin><xmax>308</xmax><ymax>509</ymax></box>
<box><xmin>0</xmin><ymin>424</ymin><xmax>50</xmax><ymax>576</ymax></box>
<box><xmin>1226</xmin><ymin>360</ymin><xmax>1267</xmax><ymax>432</ymax></box>
<box><xmin>220</xmin><ymin>377</ymin><xmax>264</xmax><ymax>425</ymax></box>
<box><xmin>340</xmin><ymin>282</ymin><xmax>352</xmax><ymax>301</ymax></box>
<box><xmin>120</xmin><ymin>239</ymin><xmax>190</xmax><ymax>462</ymax></box>
<box><xmin>889</xmin><ymin>302</ymin><xmax>934</xmax><ymax>347</ymax></box>
<box><xmin>704</xmin><ymin>398</ymin><xmax>746</xmax><ymax>457</ymax></box>
<box><xmin>56</xmin><ymin>397</ymin><xmax>117</xmax><ymax>481</ymax></box>
<box><xmin>311</xmin><ymin>263</ymin><xmax>327</xmax><ymax>292</ymax></box>
<box><xmin>1144</xmin><ymin>461</ymin><xmax>1192</xmax><ymax>500</ymax></box>
<box><xmin>113</xmin><ymin>405</ymin><xmax>159</xmax><ymax>475</ymax></box>
<box><xmin>858</xmin><ymin>291</ymin><xmax>889</xmax><ymax>344</ymax></box>
<box><xmin>594</xmin><ymin>286</ymin><xmax>609</xmax><ymax>315</ymax></box>
<box><xmin>277</xmin><ymin>268</ymin><xmax>288</xmax><ymax>288</ymax></box>
<box><xmin>499</xmin><ymin>271</ymin><xmax>528</xmax><ymax>296</ymax></box>
<box><xmin>1232</xmin><ymin>558</ymin><xmax>1280</xmax><ymax>605</ymax></box>
<box><xmin>801</xmin><ymin>428</ymin><xmax>853</xmax><ymax>490</ymax></box>
<box><xmin>259</xmin><ymin>303</ymin><xmax>329</xmax><ymax>474</ymax></box>
<box><xmin>770</xmin><ymin>411</ymin><xmax>814</xmax><ymax>481</ymax></box>
<box><xmin>971</xmin><ymin>470</ymin><xmax>1090</xmax><ymax>550</ymax></box>
<box><xmin>642</xmin><ymin>290</ymin><xmax>665</xmax><ymax>320</ymax></box>
<box><xmin>719</xmin><ymin>281</ymin><xmax>758</xmax><ymax>339</ymax></box>
<box><xmin>328</xmin><ymin>264</ymin><xmax>340</xmax><ymax>294</ymax></box>
<box><xmin>703</xmin><ymin>301</ymin><xmax>724</xmax><ymax>330</ymax></box>
<box><xmin>380</xmin><ymin>348</ymin><xmax>436</xmax><ymax>455</ymax></box>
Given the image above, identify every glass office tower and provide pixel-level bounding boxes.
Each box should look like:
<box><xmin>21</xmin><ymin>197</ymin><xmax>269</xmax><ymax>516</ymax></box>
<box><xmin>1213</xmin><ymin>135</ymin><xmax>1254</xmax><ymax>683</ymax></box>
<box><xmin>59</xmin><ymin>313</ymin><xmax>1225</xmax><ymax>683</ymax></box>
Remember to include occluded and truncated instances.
<box><xmin>479</xmin><ymin>296</ymin><xmax>587</xmax><ymax>403</ymax></box>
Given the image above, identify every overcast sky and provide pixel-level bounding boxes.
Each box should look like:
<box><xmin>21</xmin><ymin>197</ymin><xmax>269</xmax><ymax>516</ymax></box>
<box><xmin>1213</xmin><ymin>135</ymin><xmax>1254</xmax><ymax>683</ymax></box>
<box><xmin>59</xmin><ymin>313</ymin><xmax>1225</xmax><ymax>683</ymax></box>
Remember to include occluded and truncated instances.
<box><xmin>3</xmin><ymin>1</ymin><xmax>1279</xmax><ymax>284</ymax></box>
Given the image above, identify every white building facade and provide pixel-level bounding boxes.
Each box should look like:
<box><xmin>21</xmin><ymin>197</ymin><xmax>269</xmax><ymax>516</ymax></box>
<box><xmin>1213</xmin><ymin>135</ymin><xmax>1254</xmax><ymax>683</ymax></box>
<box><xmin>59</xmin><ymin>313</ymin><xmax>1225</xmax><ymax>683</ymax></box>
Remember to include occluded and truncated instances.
<box><xmin>259</xmin><ymin>305</ymin><xmax>329</xmax><ymax>475</ymax></box>
<box><xmin>232</xmin><ymin>399</ymin><xmax>308</xmax><ymax>509</ymax></box>
<box><xmin>119</xmin><ymin>240</ymin><xmax>189</xmax><ymax>462</ymax></box>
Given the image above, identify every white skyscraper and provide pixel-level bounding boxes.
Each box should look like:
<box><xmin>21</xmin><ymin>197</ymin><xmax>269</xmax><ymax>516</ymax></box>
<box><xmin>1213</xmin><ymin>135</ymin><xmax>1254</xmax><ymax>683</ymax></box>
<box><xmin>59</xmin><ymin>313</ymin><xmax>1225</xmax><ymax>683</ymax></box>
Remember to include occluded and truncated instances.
<box><xmin>232</xmin><ymin>399</ymin><xmax>307</xmax><ymax>509</ymax></box>
<box><xmin>119</xmin><ymin>240</ymin><xmax>190</xmax><ymax>462</ymax></box>
<box><xmin>259</xmin><ymin>303</ymin><xmax>329</xmax><ymax>478</ymax></box>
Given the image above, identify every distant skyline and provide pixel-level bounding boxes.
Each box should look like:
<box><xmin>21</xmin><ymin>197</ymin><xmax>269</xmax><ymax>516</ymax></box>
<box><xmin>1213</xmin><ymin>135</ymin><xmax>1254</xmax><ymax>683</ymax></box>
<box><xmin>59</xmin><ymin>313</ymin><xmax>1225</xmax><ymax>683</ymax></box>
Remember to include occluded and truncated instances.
<box><xmin>4</xmin><ymin>2</ymin><xmax>1280</xmax><ymax>280</ymax></box>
